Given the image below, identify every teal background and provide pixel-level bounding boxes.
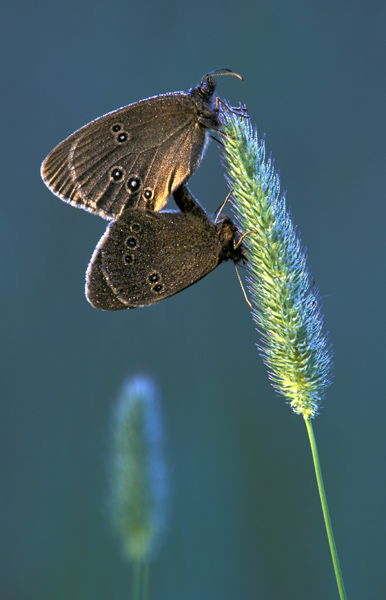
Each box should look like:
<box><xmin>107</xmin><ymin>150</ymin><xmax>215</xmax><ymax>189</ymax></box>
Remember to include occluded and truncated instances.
<box><xmin>1</xmin><ymin>1</ymin><xmax>385</xmax><ymax>598</ymax></box>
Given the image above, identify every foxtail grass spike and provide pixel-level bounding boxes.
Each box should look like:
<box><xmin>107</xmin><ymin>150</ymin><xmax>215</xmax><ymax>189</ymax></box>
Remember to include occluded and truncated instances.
<box><xmin>221</xmin><ymin>110</ymin><xmax>333</xmax><ymax>419</ymax></box>
<box><xmin>110</xmin><ymin>375</ymin><xmax>168</xmax><ymax>563</ymax></box>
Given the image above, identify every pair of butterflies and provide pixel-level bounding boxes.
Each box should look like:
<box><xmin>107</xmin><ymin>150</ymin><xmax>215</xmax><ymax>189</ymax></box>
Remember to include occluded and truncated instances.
<box><xmin>41</xmin><ymin>70</ymin><xmax>245</xmax><ymax>309</ymax></box>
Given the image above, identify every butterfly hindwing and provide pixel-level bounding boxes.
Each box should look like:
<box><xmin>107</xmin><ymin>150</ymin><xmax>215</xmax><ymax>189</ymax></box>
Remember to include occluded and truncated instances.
<box><xmin>86</xmin><ymin>208</ymin><xmax>222</xmax><ymax>309</ymax></box>
<box><xmin>84</xmin><ymin>245</ymin><xmax>125</xmax><ymax>311</ymax></box>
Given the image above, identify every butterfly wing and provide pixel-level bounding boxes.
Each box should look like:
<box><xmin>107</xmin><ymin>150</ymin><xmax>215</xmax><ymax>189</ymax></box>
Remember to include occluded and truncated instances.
<box><xmin>84</xmin><ymin>247</ymin><xmax>125</xmax><ymax>310</ymax></box>
<box><xmin>41</xmin><ymin>94</ymin><xmax>210</xmax><ymax>220</ymax></box>
<box><xmin>86</xmin><ymin>209</ymin><xmax>222</xmax><ymax>309</ymax></box>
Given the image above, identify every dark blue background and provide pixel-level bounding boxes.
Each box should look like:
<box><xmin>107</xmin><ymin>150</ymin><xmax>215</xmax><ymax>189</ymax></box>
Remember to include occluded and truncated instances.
<box><xmin>1</xmin><ymin>1</ymin><xmax>385</xmax><ymax>598</ymax></box>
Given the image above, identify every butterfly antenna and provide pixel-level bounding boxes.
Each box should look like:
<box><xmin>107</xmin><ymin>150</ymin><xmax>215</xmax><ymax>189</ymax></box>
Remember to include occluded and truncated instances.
<box><xmin>235</xmin><ymin>264</ymin><xmax>253</xmax><ymax>308</ymax></box>
<box><xmin>214</xmin><ymin>189</ymin><xmax>233</xmax><ymax>224</ymax></box>
<box><xmin>201</xmin><ymin>68</ymin><xmax>244</xmax><ymax>84</ymax></box>
<box><xmin>234</xmin><ymin>230</ymin><xmax>255</xmax><ymax>249</ymax></box>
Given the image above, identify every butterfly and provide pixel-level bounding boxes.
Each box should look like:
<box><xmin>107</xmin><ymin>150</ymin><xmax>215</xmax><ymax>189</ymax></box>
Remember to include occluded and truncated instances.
<box><xmin>86</xmin><ymin>184</ymin><xmax>245</xmax><ymax>309</ymax></box>
<box><xmin>41</xmin><ymin>70</ymin><xmax>242</xmax><ymax>220</ymax></box>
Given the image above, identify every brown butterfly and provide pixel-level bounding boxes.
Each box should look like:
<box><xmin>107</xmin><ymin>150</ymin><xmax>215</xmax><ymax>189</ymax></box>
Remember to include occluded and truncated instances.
<box><xmin>86</xmin><ymin>184</ymin><xmax>245</xmax><ymax>309</ymax></box>
<box><xmin>41</xmin><ymin>70</ymin><xmax>242</xmax><ymax>220</ymax></box>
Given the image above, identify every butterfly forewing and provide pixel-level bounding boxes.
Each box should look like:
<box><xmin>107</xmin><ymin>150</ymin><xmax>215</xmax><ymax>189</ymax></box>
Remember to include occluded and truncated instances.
<box><xmin>42</xmin><ymin>93</ymin><xmax>212</xmax><ymax>220</ymax></box>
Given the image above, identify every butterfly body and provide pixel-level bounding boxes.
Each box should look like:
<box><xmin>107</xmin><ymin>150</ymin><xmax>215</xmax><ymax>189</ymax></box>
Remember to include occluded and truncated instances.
<box><xmin>86</xmin><ymin>185</ymin><xmax>244</xmax><ymax>310</ymax></box>
<box><xmin>41</xmin><ymin>77</ymin><xmax>221</xmax><ymax>220</ymax></box>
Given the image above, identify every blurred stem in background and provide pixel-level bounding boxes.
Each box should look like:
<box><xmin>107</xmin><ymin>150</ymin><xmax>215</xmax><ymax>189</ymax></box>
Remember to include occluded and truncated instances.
<box><xmin>221</xmin><ymin>110</ymin><xmax>346</xmax><ymax>599</ymax></box>
<box><xmin>109</xmin><ymin>375</ymin><xmax>168</xmax><ymax>600</ymax></box>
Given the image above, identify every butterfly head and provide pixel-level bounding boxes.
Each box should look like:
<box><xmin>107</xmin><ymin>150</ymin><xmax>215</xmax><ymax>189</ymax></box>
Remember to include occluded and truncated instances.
<box><xmin>215</xmin><ymin>216</ymin><xmax>246</xmax><ymax>265</ymax></box>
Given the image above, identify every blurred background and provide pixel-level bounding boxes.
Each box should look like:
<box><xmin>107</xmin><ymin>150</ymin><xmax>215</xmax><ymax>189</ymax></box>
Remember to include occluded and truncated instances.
<box><xmin>1</xmin><ymin>1</ymin><xmax>385</xmax><ymax>598</ymax></box>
